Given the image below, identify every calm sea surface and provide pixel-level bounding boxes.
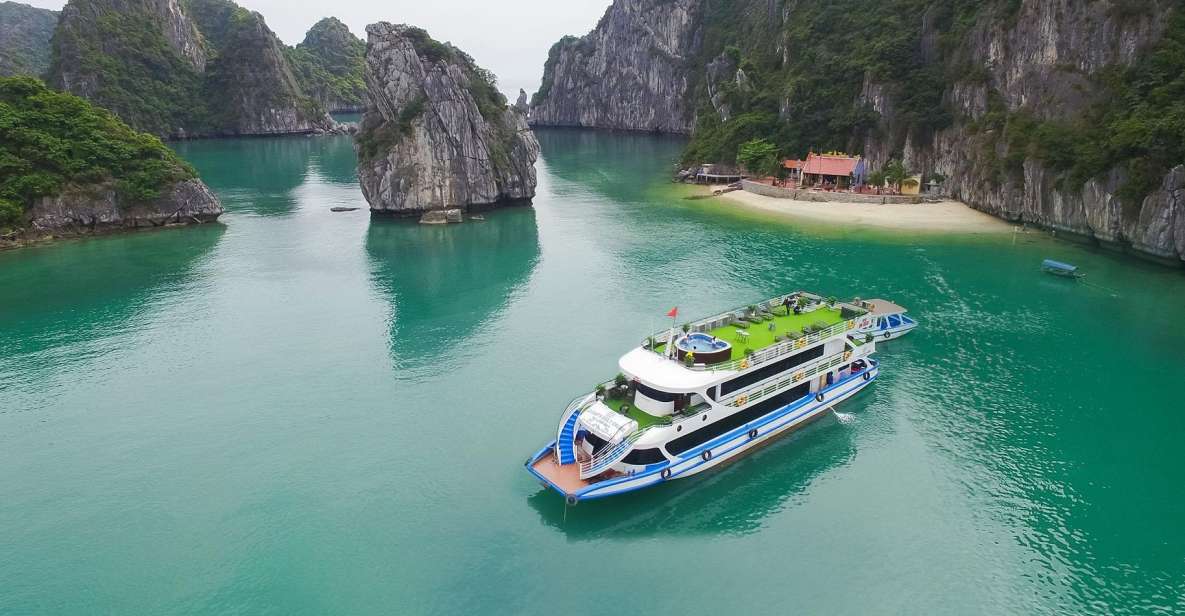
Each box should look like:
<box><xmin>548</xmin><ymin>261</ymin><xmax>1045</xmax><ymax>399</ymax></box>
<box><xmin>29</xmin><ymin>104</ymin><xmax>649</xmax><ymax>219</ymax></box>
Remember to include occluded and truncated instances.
<box><xmin>2</xmin><ymin>129</ymin><xmax>1184</xmax><ymax>615</ymax></box>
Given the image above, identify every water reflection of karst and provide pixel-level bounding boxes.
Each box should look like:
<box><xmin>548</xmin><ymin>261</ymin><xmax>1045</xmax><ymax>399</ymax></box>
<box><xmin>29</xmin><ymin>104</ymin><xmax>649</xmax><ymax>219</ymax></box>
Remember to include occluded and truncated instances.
<box><xmin>365</xmin><ymin>206</ymin><xmax>541</xmax><ymax>368</ymax></box>
<box><xmin>527</xmin><ymin>416</ymin><xmax>856</xmax><ymax>540</ymax></box>
<box><xmin>172</xmin><ymin>136</ymin><xmax>355</xmax><ymax>215</ymax></box>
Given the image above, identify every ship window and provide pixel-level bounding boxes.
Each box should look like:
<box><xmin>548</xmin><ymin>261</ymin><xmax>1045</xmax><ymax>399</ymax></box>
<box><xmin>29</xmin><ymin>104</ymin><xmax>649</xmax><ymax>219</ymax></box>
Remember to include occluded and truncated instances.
<box><xmin>666</xmin><ymin>382</ymin><xmax>811</xmax><ymax>456</ymax></box>
<box><xmin>887</xmin><ymin>315</ymin><xmax>901</xmax><ymax>328</ymax></box>
<box><xmin>719</xmin><ymin>345</ymin><xmax>824</xmax><ymax>396</ymax></box>
<box><xmin>623</xmin><ymin>448</ymin><xmax>667</xmax><ymax>465</ymax></box>
<box><xmin>635</xmin><ymin>382</ymin><xmax>675</xmax><ymax>402</ymax></box>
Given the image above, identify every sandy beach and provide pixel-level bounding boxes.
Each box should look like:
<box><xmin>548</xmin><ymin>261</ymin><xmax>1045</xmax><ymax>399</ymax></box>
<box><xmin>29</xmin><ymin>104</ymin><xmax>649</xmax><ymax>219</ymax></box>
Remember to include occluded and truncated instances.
<box><xmin>711</xmin><ymin>186</ymin><xmax>1012</xmax><ymax>234</ymax></box>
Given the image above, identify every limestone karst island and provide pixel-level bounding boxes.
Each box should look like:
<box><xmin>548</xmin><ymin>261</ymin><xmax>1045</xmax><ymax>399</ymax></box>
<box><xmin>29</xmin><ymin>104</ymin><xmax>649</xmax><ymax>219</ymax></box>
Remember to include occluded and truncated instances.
<box><xmin>1</xmin><ymin>1</ymin><xmax>1184</xmax><ymax>614</ymax></box>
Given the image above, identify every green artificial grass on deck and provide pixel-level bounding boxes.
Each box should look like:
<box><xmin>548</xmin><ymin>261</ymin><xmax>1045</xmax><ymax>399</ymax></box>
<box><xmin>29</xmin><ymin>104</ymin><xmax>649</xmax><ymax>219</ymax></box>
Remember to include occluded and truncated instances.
<box><xmin>705</xmin><ymin>306</ymin><xmax>846</xmax><ymax>360</ymax></box>
<box><xmin>600</xmin><ymin>396</ymin><xmax>669</xmax><ymax>430</ymax></box>
<box><xmin>657</xmin><ymin>306</ymin><xmax>847</xmax><ymax>361</ymax></box>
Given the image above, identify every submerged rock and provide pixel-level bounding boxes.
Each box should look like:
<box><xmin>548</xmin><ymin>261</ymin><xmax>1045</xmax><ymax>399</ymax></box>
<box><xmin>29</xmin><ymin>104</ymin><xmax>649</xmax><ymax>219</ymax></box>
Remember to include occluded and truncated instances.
<box><xmin>355</xmin><ymin>23</ymin><xmax>539</xmax><ymax>215</ymax></box>
<box><xmin>418</xmin><ymin>208</ymin><xmax>464</xmax><ymax>224</ymax></box>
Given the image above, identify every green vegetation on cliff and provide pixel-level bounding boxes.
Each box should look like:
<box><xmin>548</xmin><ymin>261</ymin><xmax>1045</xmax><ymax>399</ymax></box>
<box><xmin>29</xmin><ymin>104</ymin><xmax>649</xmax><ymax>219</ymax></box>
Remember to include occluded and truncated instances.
<box><xmin>979</xmin><ymin>3</ymin><xmax>1185</xmax><ymax>205</ymax></box>
<box><xmin>287</xmin><ymin>17</ymin><xmax>367</xmax><ymax>112</ymax></box>
<box><xmin>49</xmin><ymin>5</ymin><xmax>210</xmax><ymax>137</ymax></box>
<box><xmin>0</xmin><ymin>76</ymin><xmax>195</xmax><ymax>229</ymax></box>
<box><xmin>683</xmin><ymin>0</ymin><xmax>986</xmax><ymax>166</ymax></box>
<box><xmin>0</xmin><ymin>2</ymin><xmax>59</xmax><ymax>78</ymax></box>
<box><xmin>49</xmin><ymin>0</ymin><xmax>343</xmax><ymax>138</ymax></box>
<box><xmin>682</xmin><ymin>0</ymin><xmax>1185</xmax><ymax>205</ymax></box>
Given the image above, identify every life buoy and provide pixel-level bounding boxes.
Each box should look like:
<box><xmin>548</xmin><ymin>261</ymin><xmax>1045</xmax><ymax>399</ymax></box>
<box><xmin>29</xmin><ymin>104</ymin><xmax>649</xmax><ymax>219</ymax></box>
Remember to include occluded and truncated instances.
<box><xmin>566</xmin><ymin>495</ymin><xmax>578</xmax><ymax>506</ymax></box>
<box><xmin>735</xmin><ymin>394</ymin><xmax>748</xmax><ymax>406</ymax></box>
<box><xmin>843</xmin><ymin>351</ymin><xmax>852</xmax><ymax>361</ymax></box>
<box><xmin>748</xmin><ymin>428</ymin><xmax>758</xmax><ymax>440</ymax></box>
<box><xmin>740</xmin><ymin>359</ymin><xmax>750</xmax><ymax>370</ymax></box>
<box><xmin>863</xmin><ymin>372</ymin><xmax>871</xmax><ymax>381</ymax></box>
<box><xmin>815</xmin><ymin>393</ymin><xmax>825</xmax><ymax>403</ymax></box>
<box><xmin>795</xmin><ymin>338</ymin><xmax>806</xmax><ymax>349</ymax></box>
<box><xmin>846</xmin><ymin>319</ymin><xmax>855</xmax><ymax>330</ymax></box>
<box><xmin>884</xmin><ymin>331</ymin><xmax>892</xmax><ymax>339</ymax></box>
<box><xmin>793</xmin><ymin>371</ymin><xmax>805</xmax><ymax>381</ymax></box>
<box><xmin>701</xmin><ymin>450</ymin><xmax>713</xmax><ymax>462</ymax></box>
<box><xmin>660</xmin><ymin>467</ymin><xmax>672</xmax><ymax>480</ymax></box>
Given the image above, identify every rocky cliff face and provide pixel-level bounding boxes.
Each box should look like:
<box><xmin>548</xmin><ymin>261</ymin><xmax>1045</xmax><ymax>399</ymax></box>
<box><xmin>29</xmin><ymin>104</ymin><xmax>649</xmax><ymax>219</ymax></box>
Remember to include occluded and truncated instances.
<box><xmin>21</xmin><ymin>179</ymin><xmax>222</xmax><ymax>238</ymax></box>
<box><xmin>0</xmin><ymin>2</ymin><xmax>59</xmax><ymax>78</ymax></box>
<box><xmin>49</xmin><ymin>0</ymin><xmax>333</xmax><ymax>138</ymax></box>
<box><xmin>534</xmin><ymin>0</ymin><xmax>1185</xmax><ymax>264</ymax></box>
<box><xmin>529</xmin><ymin>0</ymin><xmax>701</xmax><ymax>133</ymax></box>
<box><xmin>356</xmin><ymin>23</ymin><xmax>539</xmax><ymax>215</ymax></box>
<box><xmin>861</xmin><ymin>0</ymin><xmax>1184</xmax><ymax>264</ymax></box>
<box><xmin>190</xmin><ymin>0</ymin><xmax>334</xmax><ymax>135</ymax></box>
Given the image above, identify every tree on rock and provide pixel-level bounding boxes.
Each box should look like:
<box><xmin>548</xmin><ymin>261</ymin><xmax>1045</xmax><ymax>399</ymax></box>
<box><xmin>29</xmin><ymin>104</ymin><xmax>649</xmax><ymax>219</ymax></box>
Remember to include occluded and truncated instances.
<box><xmin>737</xmin><ymin>138</ymin><xmax>779</xmax><ymax>178</ymax></box>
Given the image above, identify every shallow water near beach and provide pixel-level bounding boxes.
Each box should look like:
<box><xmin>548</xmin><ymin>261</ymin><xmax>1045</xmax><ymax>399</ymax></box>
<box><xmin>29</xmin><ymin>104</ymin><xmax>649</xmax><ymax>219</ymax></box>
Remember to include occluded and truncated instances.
<box><xmin>2</xmin><ymin>128</ymin><xmax>1184</xmax><ymax>615</ymax></box>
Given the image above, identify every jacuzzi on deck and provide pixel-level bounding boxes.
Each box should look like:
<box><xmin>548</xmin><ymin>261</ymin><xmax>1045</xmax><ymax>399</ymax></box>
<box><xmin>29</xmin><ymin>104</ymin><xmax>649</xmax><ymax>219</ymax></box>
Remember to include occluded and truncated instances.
<box><xmin>674</xmin><ymin>332</ymin><xmax>732</xmax><ymax>365</ymax></box>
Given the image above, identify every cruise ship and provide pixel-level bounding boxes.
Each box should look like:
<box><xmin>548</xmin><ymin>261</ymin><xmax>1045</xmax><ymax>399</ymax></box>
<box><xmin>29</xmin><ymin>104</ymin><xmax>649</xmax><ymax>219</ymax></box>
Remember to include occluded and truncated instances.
<box><xmin>526</xmin><ymin>292</ymin><xmax>880</xmax><ymax>504</ymax></box>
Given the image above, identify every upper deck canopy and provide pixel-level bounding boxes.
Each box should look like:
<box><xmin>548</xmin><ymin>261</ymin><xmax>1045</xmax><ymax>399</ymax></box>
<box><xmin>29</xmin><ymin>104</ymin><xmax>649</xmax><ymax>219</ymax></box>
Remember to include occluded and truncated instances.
<box><xmin>862</xmin><ymin>299</ymin><xmax>907</xmax><ymax>315</ymax></box>
<box><xmin>618</xmin><ymin>347</ymin><xmax>734</xmax><ymax>392</ymax></box>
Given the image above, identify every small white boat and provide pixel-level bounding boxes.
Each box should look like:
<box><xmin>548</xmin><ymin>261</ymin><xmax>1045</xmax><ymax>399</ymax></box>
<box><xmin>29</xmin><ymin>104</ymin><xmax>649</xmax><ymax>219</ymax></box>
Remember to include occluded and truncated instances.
<box><xmin>852</xmin><ymin>298</ymin><xmax>916</xmax><ymax>342</ymax></box>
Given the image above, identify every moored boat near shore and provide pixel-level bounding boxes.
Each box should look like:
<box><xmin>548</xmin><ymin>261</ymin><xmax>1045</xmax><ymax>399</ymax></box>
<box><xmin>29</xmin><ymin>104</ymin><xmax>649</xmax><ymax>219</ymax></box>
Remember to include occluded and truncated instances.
<box><xmin>851</xmin><ymin>298</ymin><xmax>917</xmax><ymax>342</ymax></box>
<box><xmin>526</xmin><ymin>292</ymin><xmax>880</xmax><ymax>504</ymax></box>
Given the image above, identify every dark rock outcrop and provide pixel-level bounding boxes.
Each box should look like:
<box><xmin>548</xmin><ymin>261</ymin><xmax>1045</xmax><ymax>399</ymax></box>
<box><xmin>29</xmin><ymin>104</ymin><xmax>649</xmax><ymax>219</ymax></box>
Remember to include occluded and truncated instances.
<box><xmin>5</xmin><ymin>179</ymin><xmax>223</xmax><ymax>246</ymax></box>
<box><xmin>26</xmin><ymin>179</ymin><xmax>222</xmax><ymax>229</ymax></box>
<box><xmin>0</xmin><ymin>2</ymin><xmax>59</xmax><ymax>78</ymax></box>
<box><xmin>356</xmin><ymin>23</ymin><xmax>539</xmax><ymax>215</ymax></box>
<box><xmin>529</xmin><ymin>0</ymin><xmax>702</xmax><ymax>133</ymax></box>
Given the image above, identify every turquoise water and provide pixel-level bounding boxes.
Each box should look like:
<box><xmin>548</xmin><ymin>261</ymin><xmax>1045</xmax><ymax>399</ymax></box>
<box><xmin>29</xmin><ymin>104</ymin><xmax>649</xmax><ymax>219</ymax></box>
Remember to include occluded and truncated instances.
<box><xmin>2</xmin><ymin>130</ymin><xmax>1184</xmax><ymax>614</ymax></box>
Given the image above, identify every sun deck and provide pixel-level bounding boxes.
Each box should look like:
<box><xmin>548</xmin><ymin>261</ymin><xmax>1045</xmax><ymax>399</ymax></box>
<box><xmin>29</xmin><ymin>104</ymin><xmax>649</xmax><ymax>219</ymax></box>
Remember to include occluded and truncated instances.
<box><xmin>657</xmin><ymin>304</ymin><xmax>847</xmax><ymax>362</ymax></box>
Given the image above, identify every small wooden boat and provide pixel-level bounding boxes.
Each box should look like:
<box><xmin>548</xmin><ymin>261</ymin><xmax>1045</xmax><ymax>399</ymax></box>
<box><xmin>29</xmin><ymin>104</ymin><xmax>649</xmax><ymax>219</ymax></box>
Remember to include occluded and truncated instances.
<box><xmin>1042</xmin><ymin>259</ymin><xmax>1084</xmax><ymax>279</ymax></box>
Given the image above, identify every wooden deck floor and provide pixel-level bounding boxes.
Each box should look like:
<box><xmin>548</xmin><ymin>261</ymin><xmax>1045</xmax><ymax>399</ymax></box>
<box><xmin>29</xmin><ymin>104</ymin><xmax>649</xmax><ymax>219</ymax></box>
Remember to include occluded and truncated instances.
<box><xmin>531</xmin><ymin>455</ymin><xmax>589</xmax><ymax>495</ymax></box>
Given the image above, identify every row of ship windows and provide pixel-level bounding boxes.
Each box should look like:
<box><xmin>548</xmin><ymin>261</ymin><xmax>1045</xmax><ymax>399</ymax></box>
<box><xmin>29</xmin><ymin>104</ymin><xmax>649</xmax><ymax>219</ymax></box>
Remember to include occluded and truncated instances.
<box><xmin>619</xmin><ymin>341</ymin><xmax>839</xmax><ymax>466</ymax></box>
<box><xmin>622</xmin><ymin>379</ymin><xmax>821</xmax><ymax>465</ymax></box>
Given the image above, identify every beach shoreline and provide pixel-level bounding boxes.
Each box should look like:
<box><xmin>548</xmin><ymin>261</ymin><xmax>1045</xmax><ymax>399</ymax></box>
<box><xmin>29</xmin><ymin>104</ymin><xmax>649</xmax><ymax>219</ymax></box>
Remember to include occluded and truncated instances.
<box><xmin>706</xmin><ymin>185</ymin><xmax>1013</xmax><ymax>234</ymax></box>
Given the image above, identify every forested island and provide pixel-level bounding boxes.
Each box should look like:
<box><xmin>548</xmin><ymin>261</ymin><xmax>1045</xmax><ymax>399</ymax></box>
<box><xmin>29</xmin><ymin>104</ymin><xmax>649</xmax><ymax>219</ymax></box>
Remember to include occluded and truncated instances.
<box><xmin>0</xmin><ymin>76</ymin><xmax>221</xmax><ymax>242</ymax></box>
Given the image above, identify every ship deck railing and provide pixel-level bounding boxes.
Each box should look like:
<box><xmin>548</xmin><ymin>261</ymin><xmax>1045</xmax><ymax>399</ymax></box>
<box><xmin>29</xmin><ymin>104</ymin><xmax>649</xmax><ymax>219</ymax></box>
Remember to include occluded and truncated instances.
<box><xmin>711</xmin><ymin>351</ymin><xmax>848</xmax><ymax>411</ymax></box>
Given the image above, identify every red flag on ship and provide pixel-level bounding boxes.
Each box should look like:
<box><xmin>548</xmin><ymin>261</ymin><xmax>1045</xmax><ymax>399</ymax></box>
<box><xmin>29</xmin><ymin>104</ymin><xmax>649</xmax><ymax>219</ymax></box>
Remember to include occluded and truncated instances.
<box><xmin>666</xmin><ymin>307</ymin><xmax>678</xmax><ymax>318</ymax></box>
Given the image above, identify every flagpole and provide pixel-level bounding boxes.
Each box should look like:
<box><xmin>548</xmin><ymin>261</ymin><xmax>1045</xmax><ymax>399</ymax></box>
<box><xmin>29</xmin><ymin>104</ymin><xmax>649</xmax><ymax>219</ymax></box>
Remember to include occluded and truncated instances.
<box><xmin>666</xmin><ymin>307</ymin><xmax>678</xmax><ymax>359</ymax></box>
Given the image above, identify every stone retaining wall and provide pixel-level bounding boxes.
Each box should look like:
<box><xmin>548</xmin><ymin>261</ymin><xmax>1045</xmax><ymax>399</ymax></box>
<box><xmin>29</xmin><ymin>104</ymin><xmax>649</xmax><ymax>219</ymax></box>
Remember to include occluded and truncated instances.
<box><xmin>741</xmin><ymin>180</ymin><xmax>922</xmax><ymax>204</ymax></box>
